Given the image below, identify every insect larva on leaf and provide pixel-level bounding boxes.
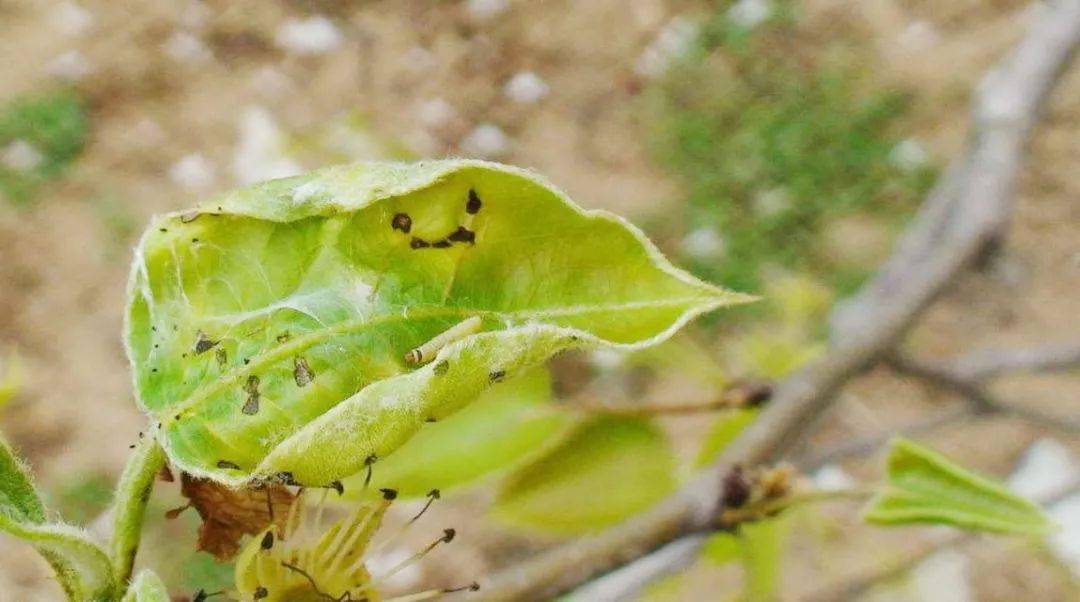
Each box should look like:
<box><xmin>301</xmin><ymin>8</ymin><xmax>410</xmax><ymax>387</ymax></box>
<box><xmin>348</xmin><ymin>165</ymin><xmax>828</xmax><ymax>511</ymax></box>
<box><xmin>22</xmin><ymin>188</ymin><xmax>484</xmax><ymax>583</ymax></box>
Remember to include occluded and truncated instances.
<box><xmin>404</xmin><ymin>316</ymin><xmax>482</xmax><ymax>365</ymax></box>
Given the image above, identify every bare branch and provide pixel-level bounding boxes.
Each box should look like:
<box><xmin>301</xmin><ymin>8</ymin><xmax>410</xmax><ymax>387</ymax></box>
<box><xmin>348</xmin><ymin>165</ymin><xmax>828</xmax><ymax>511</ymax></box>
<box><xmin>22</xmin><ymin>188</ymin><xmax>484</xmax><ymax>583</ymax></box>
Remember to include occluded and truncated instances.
<box><xmin>888</xmin><ymin>353</ymin><xmax>1080</xmax><ymax>434</ymax></box>
<box><xmin>947</xmin><ymin>342</ymin><xmax>1080</xmax><ymax>381</ymax></box>
<box><xmin>471</xmin><ymin>2</ymin><xmax>1080</xmax><ymax>599</ymax></box>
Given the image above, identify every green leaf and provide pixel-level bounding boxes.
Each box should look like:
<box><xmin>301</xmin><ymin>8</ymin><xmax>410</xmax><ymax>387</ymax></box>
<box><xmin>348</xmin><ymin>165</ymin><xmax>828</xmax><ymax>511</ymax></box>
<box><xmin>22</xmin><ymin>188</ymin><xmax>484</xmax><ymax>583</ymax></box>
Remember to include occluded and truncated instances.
<box><xmin>493</xmin><ymin>416</ymin><xmax>677</xmax><ymax>534</ymax></box>
<box><xmin>738</xmin><ymin>517</ymin><xmax>788</xmax><ymax>601</ymax></box>
<box><xmin>121</xmin><ymin>570</ymin><xmax>170</xmax><ymax>601</ymax></box>
<box><xmin>694</xmin><ymin>408</ymin><xmax>758</xmax><ymax>468</ymax></box>
<box><xmin>701</xmin><ymin>532</ymin><xmax>741</xmax><ymax>565</ymax></box>
<box><xmin>864</xmin><ymin>437</ymin><xmax>1054</xmax><ymax>536</ymax></box>
<box><xmin>352</xmin><ymin>367</ymin><xmax>575</xmax><ymax>497</ymax></box>
<box><xmin>125</xmin><ymin>160</ymin><xmax>750</xmax><ymax>486</ymax></box>
<box><xmin>0</xmin><ymin>436</ymin><xmax>116</xmax><ymax>601</ymax></box>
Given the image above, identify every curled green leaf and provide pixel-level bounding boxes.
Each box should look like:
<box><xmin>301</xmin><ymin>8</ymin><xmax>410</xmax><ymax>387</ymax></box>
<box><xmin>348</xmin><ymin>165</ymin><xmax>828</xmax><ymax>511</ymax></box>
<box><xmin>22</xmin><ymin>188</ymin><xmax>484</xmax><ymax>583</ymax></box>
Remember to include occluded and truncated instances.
<box><xmin>125</xmin><ymin>160</ymin><xmax>750</xmax><ymax>486</ymax></box>
<box><xmin>352</xmin><ymin>367</ymin><xmax>575</xmax><ymax>498</ymax></box>
<box><xmin>864</xmin><ymin>437</ymin><xmax>1054</xmax><ymax>536</ymax></box>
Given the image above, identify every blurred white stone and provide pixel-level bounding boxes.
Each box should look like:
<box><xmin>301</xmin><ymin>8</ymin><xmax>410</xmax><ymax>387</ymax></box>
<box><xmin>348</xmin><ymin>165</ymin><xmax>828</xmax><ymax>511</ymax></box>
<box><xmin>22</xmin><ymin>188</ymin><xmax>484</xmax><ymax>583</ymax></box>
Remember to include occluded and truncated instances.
<box><xmin>163</xmin><ymin>31</ymin><xmax>212</xmax><ymax>62</ymax></box>
<box><xmin>276</xmin><ymin>16</ymin><xmax>342</xmax><ymax>55</ymax></box>
<box><xmin>1008</xmin><ymin>438</ymin><xmax>1078</xmax><ymax>499</ymax></box>
<box><xmin>365</xmin><ymin>546</ymin><xmax>423</xmax><ymax>590</ymax></box>
<box><xmin>460</xmin><ymin>123</ymin><xmax>510</xmax><ymax>157</ymax></box>
<box><xmin>50</xmin><ymin>2</ymin><xmax>94</xmax><ymax>37</ymax></box>
<box><xmin>45</xmin><ymin>50</ymin><xmax>92</xmax><ymax>81</ymax></box>
<box><xmin>1</xmin><ymin>140</ymin><xmax>44</xmax><ymax>172</ymax></box>
<box><xmin>680</xmin><ymin>227</ymin><xmax>726</xmax><ymax>260</ymax></box>
<box><xmin>249</xmin><ymin>66</ymin><xmax>293</xmax><ymax>98</ymax></box>
<box><xmin>504</xmin><ymin>71</ymin><xmax>549</xmax><ymax>104</ymax></box>
<box><xmin>753</xmin><ymin>187</ymin><xmax>792</xmax><ymax>217</ymax></box>
<box><xmin>898</xmin><ymin>20</ymin><xmax>942</xmax><ymax>52</ymax></box>
<box><xmin>727</xmin><ymin>0</ymin><xmax>772</xmax><ymax>29</ymax></box>
<box><xmin>169</xmin><ymin>154</ymin><xmax>216</xmax><ymax>191</ymax></box>
<box><xmin>417</xmin><ymin>98</ymin><xmax>458</xmax><ymax>129</ymax></box>
<box><xmin>466</xmin><ymin>0</ymin><xmax>510</xmax><ymax>21</ymax></box>
<box><xmin>812</xmin><ymin>465</ymin><xmax>856</xmax><ymax>492</ymax></box>
<box><xmin>912</xmin><ymin>550</ymin><xmax>971</xmax><ymax>602</ymax></box>
<box><xmin>233</xmin><ymin>106</ymin><xmax>303</xmax><ymax>185</ymax></box>
<box><xmin>634</xmin><ymin>16</ymin><xmax>698</xmax><ymax>78</ymax></box>
<box><xmin>889</xmin><ymin>138</ymin><xmax>930</xmax><ymax>172</ymax></box>
<box><xmin>1049</xmin><ymin>493</ymin><xmax>1080</xmax><ymax>574</ymax></box>
<box><xmin>1008</xmin><ymin>438</ymin><xmax>1080</xmax><ymax>575</ymax></box>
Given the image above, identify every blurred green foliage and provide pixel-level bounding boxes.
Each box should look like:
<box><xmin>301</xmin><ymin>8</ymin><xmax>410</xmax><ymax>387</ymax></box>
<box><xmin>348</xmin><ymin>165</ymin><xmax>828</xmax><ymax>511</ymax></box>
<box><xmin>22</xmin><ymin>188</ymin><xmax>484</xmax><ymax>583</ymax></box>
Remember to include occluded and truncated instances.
<box><xmin>649</xmin><ymin>2</ymin><xmax>935</xmax><ymax>296</ymax></box>
<box><xmin>493</xmin><ymin>416</ymin><xmax>677</xmax><ymax>534</ymax></box>
<box><xmin>53</xmin><ymin>472</ymin><xmax>113</xmax><ymax>525</ymax></box>
<box><xmin>0</xmin><ymin>88</ymin><xmax>87</xmax><ymax>205</ymax></box>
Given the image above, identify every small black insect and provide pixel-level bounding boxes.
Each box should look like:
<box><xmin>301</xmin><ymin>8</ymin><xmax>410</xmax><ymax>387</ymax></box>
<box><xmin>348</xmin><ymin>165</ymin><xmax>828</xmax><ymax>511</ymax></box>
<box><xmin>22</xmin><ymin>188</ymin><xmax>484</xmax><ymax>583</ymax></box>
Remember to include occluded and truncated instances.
<box><xmin>441</xmin><ymin>528</ymin><xmax>456</xmax><ymax>543</ymax></box>
<box><xmin>329</xmin><ymin>480</ymin><xmax>344</xmax><ymax>495</ymax></box>
<box><xmin>410</xmin><ymin>237</ymin><xmax>431</xmax><ymax>249</ymax></box>
<box><xmin>158</xmin><ymin>228</ymin><xmax>168</xmax><ymax>233</ymax></box>
<box><xmin>380</xmin><ymin>488</ymin><xmax>398</xmax><ymax>501</ymax></box>
<box><xmin>432</xmin><ymin>239</ymin><xmax>452</xmax><ymax>248</ymax></box>
<box><xmin>391</xmin><ymin>213</ymin><xmax>413</xmax><ymax>233</ymax></box>
<box><xmin>217</xmin><ymin>460</ymin><xmax>241</xmax><ymax>470</ymax></box>
<box><xmin>489</xmin><ymin>370</ymin><xmax>506</xmax><ymax>383</ymax></box>
<box><xmin>448</xmin><ymin>226</ymin><xmax>476</xmax><ymax>244</ymax></box>
<box><xmin>194</xmin><ymin>331</ymin><xmax>219</xmax><ymax>355</ymax></box>
<box><xmin>293</xmin><ymin>357</ymin><xmax>315</xmax><ymax>387</ymax></box>
<box><xmin>253</xmin><ymin>587</ymin><xmax>269</xmax><ymax>599</ymax></box>
<box><xmin>466</xmin><ymin>189</ymin><xmax>482</xmax><ymax>214</ymax></box>
<box><xmin>260</xmin><ymin>531</ymin><xmax>274</xmax><ymax>550</ymax></box>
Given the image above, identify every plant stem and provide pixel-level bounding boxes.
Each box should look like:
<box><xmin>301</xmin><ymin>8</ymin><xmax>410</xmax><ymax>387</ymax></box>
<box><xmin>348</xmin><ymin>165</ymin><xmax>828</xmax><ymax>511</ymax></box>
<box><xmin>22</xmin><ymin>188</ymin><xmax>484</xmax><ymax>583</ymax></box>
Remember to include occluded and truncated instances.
<box><xmin>717</xmin><ymin>487</ymin><xmax>875</xmax><ymax>528</ymax></box>
<box><xmin>109</xmin><ymin>434</ymin><xmax>165</xmax><ymax>590</ymax></box>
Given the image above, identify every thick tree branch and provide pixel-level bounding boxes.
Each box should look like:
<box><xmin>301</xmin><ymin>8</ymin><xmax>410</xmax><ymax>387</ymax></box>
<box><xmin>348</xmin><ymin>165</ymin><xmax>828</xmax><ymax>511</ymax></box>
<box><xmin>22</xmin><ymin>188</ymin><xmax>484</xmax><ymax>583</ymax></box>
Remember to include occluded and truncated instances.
<box><xmin>472</xmin><ymin>2</ymin><xmax>1080</xmax><ymax>599</ymax></box>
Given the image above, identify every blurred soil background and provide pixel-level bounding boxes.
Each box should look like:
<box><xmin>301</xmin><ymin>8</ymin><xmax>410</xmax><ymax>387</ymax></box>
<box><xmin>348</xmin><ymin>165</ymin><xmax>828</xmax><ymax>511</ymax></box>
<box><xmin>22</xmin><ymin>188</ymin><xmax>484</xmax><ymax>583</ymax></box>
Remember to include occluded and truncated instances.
<box><xmin>0</xmin><ymin>0</ymin><xmax>1078</xmax><ymax>600</ymax></box>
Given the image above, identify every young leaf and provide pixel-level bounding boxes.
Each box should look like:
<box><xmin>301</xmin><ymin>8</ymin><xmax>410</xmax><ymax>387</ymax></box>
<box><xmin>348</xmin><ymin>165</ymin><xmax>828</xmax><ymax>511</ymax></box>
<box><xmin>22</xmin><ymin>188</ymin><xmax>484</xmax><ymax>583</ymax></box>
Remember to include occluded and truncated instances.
<box><xmin>739</xmin><ymin>517</ymin><xmax>789</xmax><ymax>601</ymax></box>
<box><xmin>121</xmin><ymin>570</ymin><xmax>170</xmax><ymax>602</ymax></box>
<box><xmin>493</xmin><ymin>416</ymin><xmax>677</xmax><ymax>534</ymax></box>
<box><xmin>125</xmin><ymin>160</ymin><xmax>750</xmax><ymax>486</ymax></box>
<box><xmin>0</xmin><ymin>436</ymin><xmax>116</xmax><ymax>600</ymax></box>
<box><xmin>864</xmin><ymin>438</ymin><xmax>1054</xmax><ymax>536</ymax></box>
<box><xmin>352</xmin><ymin>367</ymin><xmax>575</xmax><ymax>497</ymax></box>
